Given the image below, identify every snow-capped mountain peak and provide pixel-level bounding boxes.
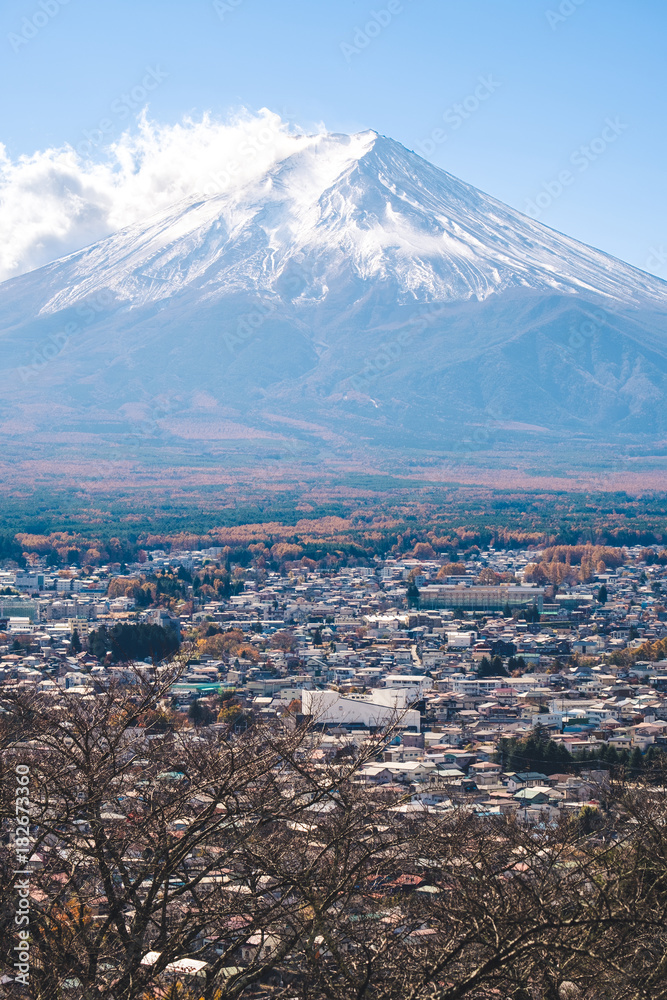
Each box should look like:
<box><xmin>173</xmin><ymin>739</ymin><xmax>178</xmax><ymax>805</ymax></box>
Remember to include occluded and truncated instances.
<box><xmin>2</xmin><ymin>129</ymin><xmax>667</xmax><ymax>470</ymax></box>
<box><xmin>26</xmin><ymin>129</ymin><xmax>666</xmax><ymax>321</ymax></box>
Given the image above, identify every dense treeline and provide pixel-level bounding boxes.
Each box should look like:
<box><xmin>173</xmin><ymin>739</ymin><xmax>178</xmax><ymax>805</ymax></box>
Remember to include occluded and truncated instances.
<box><xmin>87</xmin><ymin>623</ymin><xmax>180</xmax><ymax>663</ymax></box>
<box><xmin>496</xmin><ymin>727</ymin><xmax>573</xmax><ymax>774</ymax></box>
<box><xmin>0</xmin><ymin>533</ymin><xmax>25</xmax><ymax>566</ymax></box>
<box><xmin>539</xmin><ymin>544</ymin><xmax>626</xmax><ymax>567</ymax></box>
<box><xmin>5</xmin><ymin>525</ymin><xmax>666</xmax><ymax>577</ymax></box>
<box><xmin>497</xmin><ymin>724</ymin><xmax>666</xmax><ymax>777</ymax></box>
<box><xmin>1</xmin><ymin>486</ymin><xmax>666</xmax><ymax>570</ymax></box>
<box><xmin>610</xmin><ymin>635</ymin><xmax>667</xmax><ymax>667</ymax></box>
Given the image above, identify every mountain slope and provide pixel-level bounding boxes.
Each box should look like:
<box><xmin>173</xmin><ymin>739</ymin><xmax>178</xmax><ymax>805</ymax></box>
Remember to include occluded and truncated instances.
<box><xmin>1</xmin><ymin>129</ymin><xmax>667</xmax><ymax>476</ymax></box>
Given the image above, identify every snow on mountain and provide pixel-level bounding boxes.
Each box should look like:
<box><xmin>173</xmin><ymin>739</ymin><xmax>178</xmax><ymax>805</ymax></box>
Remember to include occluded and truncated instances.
<box><xmin>24</xmin><ymin>130</ymin><xmax>667</xmax><ymax>315</ymax></box>
<box><xmin>1</xmin><ymin>129</ymin><xmax>667</xmax><ymax>470</ymax></box>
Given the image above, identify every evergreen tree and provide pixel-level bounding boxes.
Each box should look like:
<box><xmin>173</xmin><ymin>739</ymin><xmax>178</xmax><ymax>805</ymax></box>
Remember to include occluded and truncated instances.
<box><xmin>189</xmin><ymin>699</ymin><xmax>202</xmax><ymax>726</ymax></box>
<box><xmin>644</xmin><ymin>745</ymin><xmax>665</xmax><ymax>770</ymax></box>
<box><xmin>406</xmin><ymin>581</ymin><xmax>420</xmax><ymax>608</ymax></box>
<box><xmin>507</xmin><ymin>656</ymin><xmax>526</xmax><ymax>673</ymax></box>
<box><xmin>478</xmin><ymin>656</ymin><xmax>509</xmax><ymax>678</ymax></box>
<box><xmin>575</xmin><ymin>804</ymin><xmax>602</xmax><ymax>836</ymax></box>
<box><xmin>88</xmin><ymin>626</ymin><xmax>109</xmax><ymax>660</ymax></box>
<box><xmin>501</xmin><ymin>724</ymin><xmax>573</xmax><ymax>775</ymax></box>
<box><xmin>477</xmin><ymin>656</ymin><xmax>491</xmax><ymax>677</ymax></box>
<box><xmin>628</xmin><ymin>747</ymin><xmax>644</xmax><ymax>777</ymax></box>
<box><xmin>188</xmin><ymin>699</ymin><xmax>214</xmax><ymax>727</ymax></box>
<box><xmin>531</xmin><ymin>722</ymin><xmax>550</xmax><ymax>745</ymax></box>
<box><xmin>87</xmin><ymin>622</ymin><xmax>179</xmax><ymax>663</ymax></box>
<box><xmin>491</xmin><ymin>655</ymin><xmax>508</xmax><ymax>676</ymax></box>
<box><xmin>134</xmin><ymin>585</ymin><xmax>152</xmax><ymax>609</ymax></box>
<box><xmin>507</xmin><ymin>743</ymin><xmax>525</xmax><ymax>772</ymax></box>
<box><xmin>599</xmin><ymin>745</ymin><xmax>620</xmax><ymax>772</ymax></box>
<box><xmin>495</xmin><ymin>738</ymin><xmax>514</xmax><ymax>770</ymax></box>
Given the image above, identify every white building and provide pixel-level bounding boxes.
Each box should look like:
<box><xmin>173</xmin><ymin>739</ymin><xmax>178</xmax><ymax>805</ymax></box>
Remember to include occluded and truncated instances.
<box><xmin>446</xmin><ymin>631</ymin><xmax>476</xmax><ymax>648</ymax></box>
<box><xmin>302</xmin><ymin>688</ymin><xmax>421</xmax><ymax>731</ymax></box>
<box><xmin>382</xmin><ymin>675</ymin><xmax>432</xmax><ymax>697</ymax></box>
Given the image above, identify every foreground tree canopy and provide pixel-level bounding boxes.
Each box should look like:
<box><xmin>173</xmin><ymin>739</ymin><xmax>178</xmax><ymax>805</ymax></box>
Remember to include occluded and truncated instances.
<box><xmin>1</xmin><ymin>666</ymin><xmax>667</xmax><ymax>999</ymax></box>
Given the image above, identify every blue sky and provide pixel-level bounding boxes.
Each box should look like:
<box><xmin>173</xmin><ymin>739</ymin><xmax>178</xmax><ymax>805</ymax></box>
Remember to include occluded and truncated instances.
<box><xmin>2</xmin><ymin>0</ymin><xmax>666</xmax><ymax>278</ymax></box>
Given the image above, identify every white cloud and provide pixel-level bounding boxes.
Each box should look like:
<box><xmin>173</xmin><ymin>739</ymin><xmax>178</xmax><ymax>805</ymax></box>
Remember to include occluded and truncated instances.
<box><xmin>0</xmin><ymin>109</ymin><xmax>319</xmax><ymax>283</ymax></box>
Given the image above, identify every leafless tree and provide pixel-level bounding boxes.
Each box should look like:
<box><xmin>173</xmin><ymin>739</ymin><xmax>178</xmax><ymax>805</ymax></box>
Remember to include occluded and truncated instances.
<box><xmin>1</xmin><ymin>669</ymin><xmax>666</xmax><ymax>1000</ymax></box>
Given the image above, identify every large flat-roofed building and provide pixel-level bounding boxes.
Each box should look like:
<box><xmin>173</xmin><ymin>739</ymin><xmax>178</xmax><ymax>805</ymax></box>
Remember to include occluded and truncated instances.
<box><xmin>418</xmin><ymin>585</ymin><xmax>544</xmax><ymax>613</ymax></box>
<box><xmin>302</xmin><ymin>688</ymin><xmax>421</xmax><ymax>732</ymax></box>
<box><xmin>0</xmin><ymin>599</ymin><xmax>38</xmax><ymax>623</ymax></box>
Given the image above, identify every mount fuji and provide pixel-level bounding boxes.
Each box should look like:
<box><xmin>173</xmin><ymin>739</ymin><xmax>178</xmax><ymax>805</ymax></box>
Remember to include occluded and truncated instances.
<box><xmin>2</xmin><ymin>129</ymin><xmax>667</xmax><ymax>479</ymax></box>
